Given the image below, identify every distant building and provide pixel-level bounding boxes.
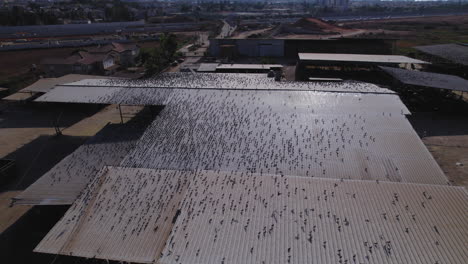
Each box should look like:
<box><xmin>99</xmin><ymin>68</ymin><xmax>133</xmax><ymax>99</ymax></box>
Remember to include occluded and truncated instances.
<box><xmin>64</xmin><ymin>19</ymin><xmax>92</xmax><ymax>25</ymax></box>
<box><xmin>209</xmin><ymin>38</ymin><xmax>396</xmax><ymax>58</ymax></box>
<box><xmin>295</xmin><ymin>52</ymin><xmax>428</xmax><ymax>81</ymax></box>
<box><xmin>210</xmin><ymin>39</ymin><xmax>285</xmax><ymax>58</ymax></box>
<box><xmin>318</xmin><ymin>0</ymin><xmax>349</xmax><ymax>9</ymax></box>
<box><xmin>41</xmin><ymin>51</ymin><xmax>117</xmax><ymax>77</ymax></box>
<box><xmin>41</xmin><ymin>42</ymin><xmax>139</xmax><ymax>77</ymax></box>
<box><xmin>87</xmin><ymin>42</ymin><xmax>140</xmax><ymax>67</ymax></box>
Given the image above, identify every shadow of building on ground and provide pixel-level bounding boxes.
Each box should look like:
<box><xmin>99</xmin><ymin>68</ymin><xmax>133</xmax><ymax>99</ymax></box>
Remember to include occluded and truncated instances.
<box><xmin>1</xmin><ymin>135</ymin><xmax>89</xmax><ymax>192</ymax></box>
<box><xmin>408</xmin><ymin>112</ymin><xmax>468</xmax><ymax>138</ymax></box>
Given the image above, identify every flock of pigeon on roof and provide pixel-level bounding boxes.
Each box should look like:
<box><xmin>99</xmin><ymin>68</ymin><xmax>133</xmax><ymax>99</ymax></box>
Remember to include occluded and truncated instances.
<box><xmin>36</xmin><ymin>73</ymin><xmax>396</xmax><ymax>106</ymax></box>
<box><xmin>120</xmin><ymin>89</ymin><xmax>444</xmax><ymax>185</ymax></box>
<box><xmin>47</xmin><ymin>72</ymin><xmax>395</xmax><ymax>92</ymax></box>
<box><xmin>21</xmin><ymin>73</ymin><xmax>468</xmax><ymax>264</ymax></box>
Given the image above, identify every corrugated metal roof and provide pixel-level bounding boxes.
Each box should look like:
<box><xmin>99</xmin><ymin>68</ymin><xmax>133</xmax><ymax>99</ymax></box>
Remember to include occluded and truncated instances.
<box><xmin>1</xmin><ymin>92</ymin><xmax>35</xmax><ymax>101</ymax></box>
<box><xmin>298</xmin><ymin>53</ymin><xmax>428</xmax><ymax>64</ymax></box>
<box><xmin>30</xmin><ymin>71</ymin><xmax>463</xmax><ymax>264</ymax></box>
<box><xmin>39</xmin><ymin>73</ymin><xmax>395</xmax><ymax>94</ymax></box>
<box><xmin>197</xmin><ymin>63</ymin><xmax>219</xmax><ymax>72</ymax></box>
<box><xmin>35</xmin><ymin>166</ymin><xmax>194</xmax><ymax>263</ymax></box>
<box><xmin>35</xmin><ymin>85</ymin><xmax>173</xmax><ymax>105</ymax></box>
<box><xmin>216</xmin><ymin>64</ymin><xmax>283</xmax><ymax>70</ymax></box>
<box><xmin>414</xmin><ymin>43</ymin><xmax>468</xmax><ymax>66</ymax></box>
<box><xmin>36</xmin><ymin>168</ymin><xmax>468</xmax><ymax>264</ymax></box>
<box><xmin>380</xmin><ymin>66</ymin><xmax>468</xmax><ymax>92</ymax></box>
<box><xmin>34</xmin><ymin>73</ymin><xmax>397</xmax><ymax>105</ymax></box>
<box><xmin>162</xmin><ymin>170</ymin><xmax>468</xmax><ymax>264</ymax></box>
<box><xmin>119</xmin><ymin>89</ymin><xmax>449</xmax><ymax>185</ymax></box>
<box><xmin>20</xmin><ymin>74</ymin><xmax>114</xmax><ymax>93</ymax></box>
<box><xmin>14</xmin><ymin>121</ymin><xmax>148</xmax><ymax>205</ymax></box>
<box><xmin>309</xmin><ymin>77</ymin><xmax>343</xmax><ymax>82</ymax></box>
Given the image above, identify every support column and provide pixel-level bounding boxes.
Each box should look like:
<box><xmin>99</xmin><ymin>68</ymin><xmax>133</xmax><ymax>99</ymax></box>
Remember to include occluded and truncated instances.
<box><xmin>118</xmin><ymin>104</ymin><xmax>123</xmax><ymax>124</ymax></box>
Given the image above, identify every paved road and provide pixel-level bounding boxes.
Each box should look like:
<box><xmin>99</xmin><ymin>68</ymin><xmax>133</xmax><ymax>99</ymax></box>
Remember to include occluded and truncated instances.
<box><xmin>178</xmin><ymin>32</ymin><xmax>209</xmax><ymax>57</ymax></box>
<box><xmin>232</xmin><ymin>27</ymin><xmax>273</xmax><ymax>39</ymax></box>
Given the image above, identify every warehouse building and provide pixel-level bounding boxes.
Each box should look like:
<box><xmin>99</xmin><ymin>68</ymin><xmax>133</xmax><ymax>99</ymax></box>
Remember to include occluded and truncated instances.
<box><xmin>296</xmin><ymin>52</ymin><xmax>428</xmax><ymax>81</ymax></box>
<box><xmin>11</xmin><ymin>73</ymin><xmax>468</xmax><ymax>264</ymax></box>
<box><xmin>209</xmin><ymin>38</ymin><xmax>396</xmax><ymax>58</ymax></box>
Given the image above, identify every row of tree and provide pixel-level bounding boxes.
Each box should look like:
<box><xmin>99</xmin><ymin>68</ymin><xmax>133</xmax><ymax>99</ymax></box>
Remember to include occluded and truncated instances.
<box><xmin>0</xmin><ymin>6</ymin><xmax>59</xmax><ymax>26</ymax></box>
<box><xmin>0</xmin><ymin>0</ymin><xmax>136</xmax><ymax>26</ymax></box>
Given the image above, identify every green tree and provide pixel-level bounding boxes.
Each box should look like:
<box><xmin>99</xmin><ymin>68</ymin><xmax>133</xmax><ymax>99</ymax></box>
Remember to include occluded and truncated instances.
<box><xmin>105</xmin><ymin>0</ymin><xmax>134</xmax><ymax>22</ymax></box>
<box><xmin>159</xmin><ymin>33</ymin><xmax>178</xmax><ymax>62</ymax></box>
<box><xmin>144</xmin><ymin>49</ymin><xmax>165</xmax><ymax>76</ymax></box>
<box><xmin>144</xmin><ymin>33</ymin><xmax>178</xmax><ymax>76</ymax></box>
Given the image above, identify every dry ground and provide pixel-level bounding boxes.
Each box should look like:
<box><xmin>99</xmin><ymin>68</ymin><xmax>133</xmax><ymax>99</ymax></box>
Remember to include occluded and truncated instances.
<box><xmin>341</xmin><ymin>14</ymin><xmax>468</xmax><ymax>54</ymax></box>
<box><xmin>409</xmin><ymin>112</ymin><xmax>468</xmax><ymax>188</ymax></box>
<box><xmin>0</xmin><ymin>102</ymin><xmax>145</xmax><ymax>264</ymax></box>
<box><xmin>425</xmin><ymin>136</ymin><xmax>468</xmax><ymax>188</ymax></box>
<box><xmin>0</xmin><ymin>102</ymin><xmax>144</xmax><ymax>234</ymax></box>
<box><xmin>0</xmin><ymin>191</ymin><xmax>29</xmax><ymax>233</ymax></box>
<box><xmin>232</xmin><ymin>27</ymin><xmax>274</xmax><ymax>39</ymax></box>
<box><xmin>0</xmin><ymin>47</ymin><xmax>78</xmax><ymax>80</ymax></box>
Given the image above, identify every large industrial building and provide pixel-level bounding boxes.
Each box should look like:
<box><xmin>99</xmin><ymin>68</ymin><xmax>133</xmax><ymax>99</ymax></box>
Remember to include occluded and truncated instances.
<box><xmin>9</xmin><ymin>72</ymin><xmax>468</xmax><ymax>264</ymax></box>
<box><xmin>209</xmin><ymin>38</ymin><xmax>396</xmax><ymax>58</ymax></box>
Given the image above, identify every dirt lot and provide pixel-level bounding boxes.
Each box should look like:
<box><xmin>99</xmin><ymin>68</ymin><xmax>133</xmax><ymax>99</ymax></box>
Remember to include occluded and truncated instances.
<box><xmin>342</xmin><ymin>14</ymin><xmax>468</xmax><ymax>54</ymax></box>
<box><xmin>0</xmin><ymin>102</ymin><xmax>146</xmax><ymax>264</ymax></box>
<box><xmin>0</xmin><ymin>102</ymin><xmax>144</xmax><ymax>234</ymax></box>
<box><xmin>0</xmin><ymin>47</ymin><xmax>78</xmax><ymax>80</ymax></box>
<box><xmin>0</xmin><ymin>191</ymin><xmax>29</xmax><ymax>233</ymax></box>
<box><xmin>409</xmin><ymin>112</ymin><xmax>468</xmax><ymax>188</ymax></box>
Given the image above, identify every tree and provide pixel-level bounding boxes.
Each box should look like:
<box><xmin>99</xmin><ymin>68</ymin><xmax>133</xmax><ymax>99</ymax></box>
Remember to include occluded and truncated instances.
<box><xmin>143</xmin><ymin>33</ymin><xmax>179</xmax><ymax>76</ymax></box>
<box><xmin>105</xmin><ymin>0</ymin><xmax>134</xmax><ymax>22</ymax></box>
<box><xmin>159</xmin><ymin>33</ymin><xmax>178</xmax><ymax>62</ymax></box>
<box><xmin>144</xmin><ymin>49</ymin><xmax>165</xmax><ymax>76</ymax></box>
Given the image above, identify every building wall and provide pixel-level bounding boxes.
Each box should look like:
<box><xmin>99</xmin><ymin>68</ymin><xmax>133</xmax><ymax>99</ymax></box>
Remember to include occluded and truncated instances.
<box><xmin>118</xmin><ymin>48</ymin><xmax>140</xmax><ymax>67</ymax></box>
<box><xmin>209</xmin><ymin>39</ymin><xmax>285</xmax><ymax>57</ymax></box>
<box><xmin>209</xmin><ymin>38</ymin><xmax>394</xmax><ymax>58</ymax></box>
<box><xmin>103</xmin><ymin>57</ymin><xmax>115</xmax><ymax>69</ymax></box>
<box><xmin>284</xmin><ymin>38</ymin><xmax>395</xmax><ymax>57</ymax></box>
